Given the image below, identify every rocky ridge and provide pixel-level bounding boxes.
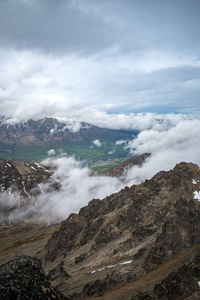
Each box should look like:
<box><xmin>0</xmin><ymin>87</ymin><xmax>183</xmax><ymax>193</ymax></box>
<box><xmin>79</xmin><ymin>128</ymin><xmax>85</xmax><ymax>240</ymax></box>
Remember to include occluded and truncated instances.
<box><xmin>0</xmin><ymin>158</ymin><xmax>52</xmax><ymax>195</ymax></box>
<box><xmin>1</xmin><ymin>161</ymin><xmax>200</xmax><ymax>299</ymax></box>
<box><xmin>0</xmin><ymin>158</ymin><xmax>55</xmax><ymax>224</ymax></box>
<box><xmin>44</xmin><ymin>162</ymin><xmax>200</xmax><ymax>299</ymax></box>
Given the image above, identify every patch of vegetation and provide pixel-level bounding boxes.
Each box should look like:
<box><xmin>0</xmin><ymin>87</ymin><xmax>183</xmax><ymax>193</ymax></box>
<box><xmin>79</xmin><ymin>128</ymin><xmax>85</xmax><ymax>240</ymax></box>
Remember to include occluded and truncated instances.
<box><xmin>0</xmin><ymin>140</ymin><xmax>132</xmax><ymax>165</ymax></box>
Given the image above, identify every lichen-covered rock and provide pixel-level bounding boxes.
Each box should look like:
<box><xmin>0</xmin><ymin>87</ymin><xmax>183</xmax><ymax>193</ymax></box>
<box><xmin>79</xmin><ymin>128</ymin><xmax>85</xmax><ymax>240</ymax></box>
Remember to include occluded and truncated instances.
<box><xmin>0</xmin><ymin>256</ymin><xmax>69</xmax><ymax>299</ymax></box>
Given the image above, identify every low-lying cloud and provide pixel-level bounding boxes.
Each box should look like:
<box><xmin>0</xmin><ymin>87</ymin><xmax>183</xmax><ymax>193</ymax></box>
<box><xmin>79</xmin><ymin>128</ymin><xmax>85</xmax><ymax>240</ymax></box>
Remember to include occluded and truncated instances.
<box><xmin>0</xmin><ymin>114</ymin><xmax>200</xmax><ymax>224</ymax></box>
<box><xmin>126</xmin><ymin>118</ymin><xmax>200</xmax><ymax>184</ymax></box>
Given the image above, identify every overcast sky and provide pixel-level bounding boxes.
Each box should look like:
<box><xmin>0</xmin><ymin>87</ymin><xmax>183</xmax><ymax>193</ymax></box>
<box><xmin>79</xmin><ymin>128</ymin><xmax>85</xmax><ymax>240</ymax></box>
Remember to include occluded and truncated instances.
<box><xmin>0</xmin><ymin>0</ymin><xmax>200</xmax><ymax>121</ymax></box>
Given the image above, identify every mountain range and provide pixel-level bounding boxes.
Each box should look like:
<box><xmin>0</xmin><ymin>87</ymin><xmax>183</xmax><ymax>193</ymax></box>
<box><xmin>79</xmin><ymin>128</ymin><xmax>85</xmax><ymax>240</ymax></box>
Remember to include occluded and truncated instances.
<box><xmin>0</xmin><ymin>117</ymin><xmax>136</xmax><ymax>163</ymax></box>
<box><xmin>0</xmin><ymin>160</ymin><xmax>200</xmax><ymax>299</ymax></box>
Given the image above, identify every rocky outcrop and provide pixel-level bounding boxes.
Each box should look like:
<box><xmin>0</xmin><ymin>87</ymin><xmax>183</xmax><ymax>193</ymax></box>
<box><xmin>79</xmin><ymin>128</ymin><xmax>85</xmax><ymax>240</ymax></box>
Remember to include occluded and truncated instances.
<box><xmin>0</xmin><ymin>256</ymin><xmax>68</xmax><ymax>299</ymax></box>
<box><xmin>0</xmin><ymin>158</ymin><xmax>54</xmax><ymax>224</ymax></box>
<box><xmin>44</xmin><ymin>162</ymin><xmax>200</xmax><ymax>298</ymax></box>
<box><xmin>0</xmin><ymin>158</ymin><xmax>52</xmax><ymax>195</ymax></box>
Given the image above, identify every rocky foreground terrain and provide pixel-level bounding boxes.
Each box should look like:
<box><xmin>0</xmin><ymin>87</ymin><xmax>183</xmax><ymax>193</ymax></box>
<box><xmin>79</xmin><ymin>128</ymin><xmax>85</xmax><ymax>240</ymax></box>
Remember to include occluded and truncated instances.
<box><xmin>0</xmin><ymin>256</ymin><xmax>68</xmax><ymax>300</ymax></box>
<box><xmin>0</xmin><ymin>161</ymin><xmax>200</xmax><ymax>299</ymax></box>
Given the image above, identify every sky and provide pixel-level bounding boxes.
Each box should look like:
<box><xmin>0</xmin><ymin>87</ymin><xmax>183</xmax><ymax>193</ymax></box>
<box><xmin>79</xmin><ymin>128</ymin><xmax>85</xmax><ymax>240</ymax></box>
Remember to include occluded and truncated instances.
<box><xmin>0</xmin><ymin>0</ymin><xmax>200</xmax><ymax>122</ymax></box>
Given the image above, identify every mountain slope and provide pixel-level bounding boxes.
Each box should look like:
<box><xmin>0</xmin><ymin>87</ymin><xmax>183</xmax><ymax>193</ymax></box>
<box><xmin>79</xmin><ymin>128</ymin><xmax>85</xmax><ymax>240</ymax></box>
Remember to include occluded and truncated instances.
<box><xmin>0</xmin><ymin>117</ymin><xmax>136</xmax><ymax>162</ymax></box>
<box><xmin>0</xmin><ymin>158</ymin><xmax>54</xmax><ymax>224</ymax></box>
<box><xmin>0</xmin><ymin>117</ymin><xmax>136</xmax><ymax>146</ymax></box>
<box><xmin>1</xmin><ymin>162</ymin><xmax>200</xmax><ymax>299</ymax></box>
<box><xmin>43</xmin><ymin>162</ymin><xmax>200</xmax><ymax>299</ymax></box>
<box><xmin>0</xmin><ymin>158</ymin><xmax>52</xmax><ymax>195</ymax></box>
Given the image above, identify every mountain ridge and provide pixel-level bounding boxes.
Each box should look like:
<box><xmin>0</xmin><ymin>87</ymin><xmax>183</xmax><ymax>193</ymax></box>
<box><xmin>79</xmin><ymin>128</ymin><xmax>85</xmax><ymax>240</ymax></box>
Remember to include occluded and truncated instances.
<box><xmin>1</xmin><ymin>161</ymin><xmax>200</xmax><ymax>299</ymax></box>
<box><xmin>42</xmin><ymin>162</ymin><xmax>200</xmax><ymax>299</ymax></box>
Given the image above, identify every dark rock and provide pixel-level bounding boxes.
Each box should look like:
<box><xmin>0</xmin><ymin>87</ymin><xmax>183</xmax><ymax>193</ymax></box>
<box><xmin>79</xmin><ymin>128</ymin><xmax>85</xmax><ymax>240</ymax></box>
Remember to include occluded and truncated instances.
<box><xmin>83</xmin><ymin>272</ymin><xmax>124</xmax><ymax>297</ymax></box>
<box><xmin>0</xmin><ymin>256</ymin><xmax>69</xmax><ymax>299</ymax></box>
<box><xmin>154</xmin><ymin>263</ymin><xmax>200</xmax><ymax>299</ymax></box>
<box><xmin>75</xmin><ymin>253</ymin><xmax>87</xmax><ymax>264</ymax></box>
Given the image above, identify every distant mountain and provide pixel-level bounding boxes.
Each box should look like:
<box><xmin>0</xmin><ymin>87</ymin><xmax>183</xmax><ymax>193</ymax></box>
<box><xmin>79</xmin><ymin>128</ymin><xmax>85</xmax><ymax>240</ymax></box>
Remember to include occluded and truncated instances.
<box><xmin>0</xmin><ymin>117</ymin><xmax>136</xmax><ymax>162</ymax></box>
<box><xmin>0</xmin><ymin>117</ymin><xmax>136</xmax><ymax>145</ymax></box>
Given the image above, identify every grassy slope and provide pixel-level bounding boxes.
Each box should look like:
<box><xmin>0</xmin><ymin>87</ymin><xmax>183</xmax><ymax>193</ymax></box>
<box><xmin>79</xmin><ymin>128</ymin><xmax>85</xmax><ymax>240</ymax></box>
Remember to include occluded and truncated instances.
<box><xmin>0</xmin><ymin>142</ymin><xmax>132</xmax><ymax>169</ymax></box>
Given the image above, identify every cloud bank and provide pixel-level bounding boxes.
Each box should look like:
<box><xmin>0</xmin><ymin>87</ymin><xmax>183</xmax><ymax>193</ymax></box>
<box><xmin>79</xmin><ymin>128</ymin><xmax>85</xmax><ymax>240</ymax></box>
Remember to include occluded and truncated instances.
<box><xmin>0</xmin><ymin>0</ymin><xmax>199</xmax><ymax>117</ymax></box>
<box><xmin>126</xmin><ymin>118</ymin><xmax>200</xmax><ymax>184</ymax></box>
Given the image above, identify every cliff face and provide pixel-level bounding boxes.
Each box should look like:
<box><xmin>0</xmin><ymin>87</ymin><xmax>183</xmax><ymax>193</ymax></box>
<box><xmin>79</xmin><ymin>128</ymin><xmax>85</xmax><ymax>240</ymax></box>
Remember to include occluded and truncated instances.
<box><xmin>44</xmin><ymin>162</ymin><xmax>200</xmax><ymax>299</ymax></box>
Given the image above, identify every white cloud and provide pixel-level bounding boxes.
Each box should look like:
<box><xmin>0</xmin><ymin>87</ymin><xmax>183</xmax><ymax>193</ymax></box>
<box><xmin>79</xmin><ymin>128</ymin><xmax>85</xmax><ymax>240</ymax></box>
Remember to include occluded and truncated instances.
<box><xmin>125</xmin><ymin>118</ymin><xmax>200</xmax><ymax>185</ymax></box>
<box><xmin>93</xmin><ymin>139</ymin><xmax>102</xmax><ymax>147</ymax></box>
<box><xmin>23</xmin><ymin>157</ymin><xmax>124</xmax><ymax>223</ymax></box>
<box><xmin>47</xmin><ymin>149</ymin><xmax>56</xmax><ymax>156</ymax></box>
<box><xmin>115</xmin><ymin>140</ymin><xmax>126</xmax><ymax>145</ymax></box>
<box><xmin>0</xmin><ymin>48</ymin><xmax>199</xmax><ymax>124</ymax></box>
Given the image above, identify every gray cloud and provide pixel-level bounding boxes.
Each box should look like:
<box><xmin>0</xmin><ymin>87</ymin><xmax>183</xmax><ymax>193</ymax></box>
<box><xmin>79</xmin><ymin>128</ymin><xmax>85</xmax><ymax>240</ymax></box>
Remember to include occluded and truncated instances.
<box><xmin>0</xmin><ymin>0</ymin><xmax>199</xmax><ymax>56</ymax></box>
<box><xmin>0</xmin><ymin>0</ymin><xmax>199</xmax><ymax>117</ymax></box>
<box><xmin>0</xmin><ymin>0</ymin><xmax>117</xmax><ymax>54</ymax></box>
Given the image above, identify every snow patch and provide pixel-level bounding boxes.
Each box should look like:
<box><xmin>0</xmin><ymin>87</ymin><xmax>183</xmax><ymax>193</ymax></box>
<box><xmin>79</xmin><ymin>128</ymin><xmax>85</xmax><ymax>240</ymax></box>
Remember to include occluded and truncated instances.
<box><xmin>119</xmin><ymin>260</ymin><xmax>133</xmax><ymax>265</ymax></box>
<box><xmin>31</xmin><ymin>166</ymin><xmax>37</xmax><ymax>171</ymax></box>
<box><xmin>34</xmin><ymin>162</ymin><xmax>43</xmax><ymax>169</ymax></box>
<box><xmin>98</xmin><ymin>267</ymin><xmax>105</xmax><ymax>272</ymax></box>
<box><xmin>90</xmin><ymin>260</ymin><xmax>133</xmax><ymax>275</ymax></box>
<box><xmin>22</xmin><ymin>181</ymin><xmax>31</xmax><ymax>198</ymax></box>
<box><xmin>107</xmin><ymin>264</ymin><xmax>117</xmax><ymax>269</ymax></box>
<box><xmin>193</xmin><ymin>191</ymin><xmax>200</xmax><ymax>201</ymax></box>
<box><xmin>192</xmin><ymin>179</ymin><xmax>198</xmax><ymax>184</ymax></box>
